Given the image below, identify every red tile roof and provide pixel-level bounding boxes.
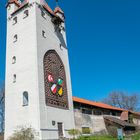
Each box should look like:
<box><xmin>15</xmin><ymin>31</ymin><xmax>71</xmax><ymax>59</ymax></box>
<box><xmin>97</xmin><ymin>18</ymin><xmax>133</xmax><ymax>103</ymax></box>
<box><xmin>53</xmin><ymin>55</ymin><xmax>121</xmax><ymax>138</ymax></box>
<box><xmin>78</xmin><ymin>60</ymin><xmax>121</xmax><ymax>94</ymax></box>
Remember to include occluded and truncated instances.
<box><xmin>73</xmin><ymin>97</ymin><xmax>140</xmax><ymax>117</ymax></box>
<box><xmin>6</xmin><ymin>0</ymin><xmax>20</xmax><ymax>8</ymax></box>
<box><xmin>43</xmin><ymin>3</ymin><xmax>54</xmax><ymax>16</ymax></box>
<box><xmin>6</xmin><ymin>0</ymin><xmax>63</xmax><ymax>18</ymax></box>
<box><xmin>54</xmin><ymin>7</ymin><xmax>64</xmax><ymax>15</ymax></box>
<box><xmin>73</xmin><ymin>96</ymin><xmax>124</xmax><ymax>111</ymax></box>
<box><xmin>11</xmin><ymin>1</ymin><xmax>28</xmax><ymax>15</ymax></box>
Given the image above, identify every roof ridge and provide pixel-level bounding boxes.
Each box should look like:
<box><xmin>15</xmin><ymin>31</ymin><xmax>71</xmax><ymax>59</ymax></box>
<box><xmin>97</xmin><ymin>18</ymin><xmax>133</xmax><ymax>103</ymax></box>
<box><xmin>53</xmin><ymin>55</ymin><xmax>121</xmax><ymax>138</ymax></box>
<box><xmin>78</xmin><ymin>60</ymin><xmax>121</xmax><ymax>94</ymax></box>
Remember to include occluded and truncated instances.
<box><xmin>73</xmin><ymin>96</ymin><xmax>124</xmax><ymax>111</ymax></box>
<box><xmin>54</xmin><ymin>6</ymin><xmax>64</xmax><ymax>14</ymax></box>
<box><xmin>43</xmin><ymin>2</ymin><xmax>54</xmax><ymax>15</ymax></box>
<box><xmin>6</xmin><ymin>0</ymin><xmax>21</xmax><ymax>8</ymax></box>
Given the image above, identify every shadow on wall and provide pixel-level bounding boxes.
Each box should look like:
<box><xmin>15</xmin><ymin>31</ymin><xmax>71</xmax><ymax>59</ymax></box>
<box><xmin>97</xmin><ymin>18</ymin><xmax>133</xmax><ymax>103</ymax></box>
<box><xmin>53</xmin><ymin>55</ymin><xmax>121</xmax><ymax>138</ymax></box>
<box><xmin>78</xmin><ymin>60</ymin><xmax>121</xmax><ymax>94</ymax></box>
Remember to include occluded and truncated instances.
<box><xmin>55</xmin><ymin>27</ymin><xmax>66</xmax><ymax>48</ymax></box>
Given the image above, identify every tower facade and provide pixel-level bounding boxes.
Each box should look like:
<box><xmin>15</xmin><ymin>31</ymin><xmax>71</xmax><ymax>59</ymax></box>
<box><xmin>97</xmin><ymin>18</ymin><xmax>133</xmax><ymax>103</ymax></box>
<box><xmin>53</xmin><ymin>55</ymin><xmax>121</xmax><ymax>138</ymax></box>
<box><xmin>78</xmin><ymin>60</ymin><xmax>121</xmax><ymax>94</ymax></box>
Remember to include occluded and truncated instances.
<box><xmin>5</xmin><ymin>0</ymin><xmax>75</xmax><ymax>139</ymax></box>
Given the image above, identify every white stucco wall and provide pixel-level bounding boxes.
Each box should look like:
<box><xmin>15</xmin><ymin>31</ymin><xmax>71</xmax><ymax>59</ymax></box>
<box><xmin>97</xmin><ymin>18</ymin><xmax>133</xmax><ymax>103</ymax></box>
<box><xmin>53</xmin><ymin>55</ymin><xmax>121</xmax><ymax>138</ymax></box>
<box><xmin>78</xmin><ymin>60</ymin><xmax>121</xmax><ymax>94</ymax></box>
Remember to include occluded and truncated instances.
<box><xmin>36</xmin><ymin>4</ymin><xmax>75</xmax><ymax>140</ymax></box>
<box><xmin>5</xmin><ymin>2</ymin><xmax>75</xmax><ymax>140</ymax></box>
<box><xmin>5</xmin><ymin>3</ymin><xmax>42</xmax><ymax>140</ymax></box>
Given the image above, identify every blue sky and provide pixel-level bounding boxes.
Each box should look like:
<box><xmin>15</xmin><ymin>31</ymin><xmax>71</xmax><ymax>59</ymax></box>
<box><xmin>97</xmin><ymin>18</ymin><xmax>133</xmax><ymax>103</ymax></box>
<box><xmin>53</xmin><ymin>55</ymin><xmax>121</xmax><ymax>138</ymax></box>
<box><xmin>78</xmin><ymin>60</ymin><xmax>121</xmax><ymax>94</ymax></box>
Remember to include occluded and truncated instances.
<box><xmin>1</xmin><ymin>0</ymin><xmax>140</xmax><ymax>101</ymax></box>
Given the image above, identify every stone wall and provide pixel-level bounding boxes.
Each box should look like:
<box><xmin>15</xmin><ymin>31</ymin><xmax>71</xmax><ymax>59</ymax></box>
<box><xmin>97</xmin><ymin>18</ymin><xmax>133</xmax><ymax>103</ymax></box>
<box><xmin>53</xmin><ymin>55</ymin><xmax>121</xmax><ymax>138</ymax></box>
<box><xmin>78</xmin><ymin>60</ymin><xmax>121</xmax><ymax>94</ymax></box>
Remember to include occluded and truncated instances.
<box><xmin>74</xmin><ymin>110</ymin><xmax>107</xmax><ymax>134</ymax></box>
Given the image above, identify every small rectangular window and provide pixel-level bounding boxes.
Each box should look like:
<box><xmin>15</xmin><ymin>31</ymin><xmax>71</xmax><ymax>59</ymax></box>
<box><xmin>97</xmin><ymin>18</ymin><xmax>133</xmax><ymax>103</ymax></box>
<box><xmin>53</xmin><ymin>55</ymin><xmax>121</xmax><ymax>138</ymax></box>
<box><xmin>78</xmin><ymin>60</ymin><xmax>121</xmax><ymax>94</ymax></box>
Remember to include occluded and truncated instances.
<box><xmin>23</xmin><ymin>10</ymin><xmax>29</xmax><ymax>19</ymax></box>
<box><xmin>13</xmin><ymin>17</ymin><xmax>17</xmax><ymax>25</ymax></box>
<box><xmin>12</xmin><ymin>56</ymin><xmax>16</xmax><ymax>64</ymax></box>
<box><xmin>42</xmin><ymin>30</ymin><xmax>46</xmax><ymax>38</ymax></box>
<box><xmin>13</xmin><ymin>34</ymin><xmax>18</xmax><ymax>43</ymax></box>
<box><xmin>13</xmin><ymin>74</ymin><xmax>16</xmax><ymax>83</ymax></box>
<box><xmin>23</xmin><ymin>91</ymin><xmax>29</xmax><ymax>106</ymax></box>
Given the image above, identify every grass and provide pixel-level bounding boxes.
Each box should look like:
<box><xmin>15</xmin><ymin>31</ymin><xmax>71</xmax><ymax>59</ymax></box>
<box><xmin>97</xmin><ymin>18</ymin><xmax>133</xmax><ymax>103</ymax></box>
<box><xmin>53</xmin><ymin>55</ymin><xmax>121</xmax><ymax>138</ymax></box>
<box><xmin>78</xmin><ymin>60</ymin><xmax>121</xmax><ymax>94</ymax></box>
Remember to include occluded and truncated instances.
<box><xmin>131</xmin><ymin>132</ymin><xmax>140</xmax><ymax>140</ymax></box>
<box><xmin>76</xmin><ymin>133</ymin><xmax>140</xmax><ymax>140</ymax></box>
<box><xmin>77</xmin><ymin>135</ymin><xmax>117</xmax><ymax>140</ymax></box>
<box><xmin>0</xmin><ymin>133</ymin><xmax>139</xmax><ymax>140</ymax></box>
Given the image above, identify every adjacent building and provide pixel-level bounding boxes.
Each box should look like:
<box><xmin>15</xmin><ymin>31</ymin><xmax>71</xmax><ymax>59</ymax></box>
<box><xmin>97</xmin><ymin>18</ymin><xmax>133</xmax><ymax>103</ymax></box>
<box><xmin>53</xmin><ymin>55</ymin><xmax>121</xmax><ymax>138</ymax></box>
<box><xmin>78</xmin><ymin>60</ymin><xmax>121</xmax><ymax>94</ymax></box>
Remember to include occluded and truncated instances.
<box><xmin>73</xmin><ymin>96</ymin><xmax>140</xmax><ymax>135</ymax></box>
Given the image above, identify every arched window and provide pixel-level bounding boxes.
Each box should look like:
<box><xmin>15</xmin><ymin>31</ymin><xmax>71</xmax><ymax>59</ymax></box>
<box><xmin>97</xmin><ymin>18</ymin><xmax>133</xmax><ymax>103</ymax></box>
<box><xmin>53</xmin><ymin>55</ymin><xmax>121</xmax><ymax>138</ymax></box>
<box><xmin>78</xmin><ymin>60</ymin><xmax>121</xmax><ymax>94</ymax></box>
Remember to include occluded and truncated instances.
<box><xmin>13</xmin><ymin>74</ymin><xmax>16</xmax><ymax>83</ymax></box>
<box><xmin>43</xmin><ymin>50</ymin><xmax>69</xmax><ymax>109</ymax></box>
<box><xmin>12</xmin><ymin>56</ymin><xmax>16</xmax><ymax>64</ymax></box>
<box><xmin>23</xmin><ymin>91</ymin><xmax>29</xmax><ymax>106</ymax></box>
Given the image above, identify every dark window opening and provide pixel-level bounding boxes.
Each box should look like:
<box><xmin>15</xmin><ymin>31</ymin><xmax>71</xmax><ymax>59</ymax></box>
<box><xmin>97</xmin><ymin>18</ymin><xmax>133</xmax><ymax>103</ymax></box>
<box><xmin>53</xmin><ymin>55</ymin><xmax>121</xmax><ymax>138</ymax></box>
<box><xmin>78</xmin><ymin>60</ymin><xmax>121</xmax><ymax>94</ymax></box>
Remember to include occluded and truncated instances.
<box><xmin>41</xmin><ymin>11</ymin><xmax>46</xmax><ymax>19</ymax></box>
<box><xmin>13</xmin><ymin>34</ymin><xmax>18</xmax><ymax>42</ymax></box>
<box><xmin>23</xmin><ymin>91</ymin><xmax>29</xmax><ymax>106</ymax></box>
<box><xmin>13</xmin><ymin>74</ymin><xmax>16</xmax><ymax>83</ymax></box>
<box><xmin>82</xmin><ymin>108</ymin><xmax>92</xmax><ymax>115</ymax></box>
<box><xmin>42</xmin><ymin>30</ymin><xmax>46</xmax><ymax>38</ymax></box>
<box><xmin>23</xmin><ymin>10</ymin><xmax>29</xmax><ymax>18</ymax></box>
<box><xmin>13</xmin><ymin>17</ymin><xmax>17</xmax><ymax>25</ymax></box>
<box><xmin>12</xmin><ymin>56</ymin><xmax>16</xmax><ymax>64</ymax></box>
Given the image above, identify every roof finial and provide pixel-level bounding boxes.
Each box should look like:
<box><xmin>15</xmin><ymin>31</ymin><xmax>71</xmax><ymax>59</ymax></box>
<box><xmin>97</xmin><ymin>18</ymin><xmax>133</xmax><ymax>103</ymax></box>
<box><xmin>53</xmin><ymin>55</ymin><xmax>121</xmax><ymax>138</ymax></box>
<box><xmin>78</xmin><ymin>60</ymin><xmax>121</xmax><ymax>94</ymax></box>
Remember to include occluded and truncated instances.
<box><xmin>55</xmin><ymin>0</ymin><xmax>59</xmax><ymax>7</ymax></box>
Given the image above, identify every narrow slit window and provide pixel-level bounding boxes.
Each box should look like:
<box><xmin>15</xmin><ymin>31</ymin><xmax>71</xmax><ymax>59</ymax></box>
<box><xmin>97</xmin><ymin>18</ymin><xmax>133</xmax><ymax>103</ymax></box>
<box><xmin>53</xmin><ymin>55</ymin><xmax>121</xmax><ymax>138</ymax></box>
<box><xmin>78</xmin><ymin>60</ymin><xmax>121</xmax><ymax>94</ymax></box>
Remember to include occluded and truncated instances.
<box><xmin>13</xmin><ymin>74</ymin><xmax>16</xmax><ymax>83</ymax></box>
<box><xmin>60</xmin><ymin>44</ymin><xmax>63</xmax><ymax>50</ymax></box>
<box><xmin>42</xmin><ymin>30</ymin><xmax>46</xmax><ymax>38</ymax></box>
<box><xmin>8</xmin><ymin>5</ymin><xmax>11</xmax><ymax>10</ymax></box>
<box><xmin>13</xmin><ymin>34</ymin><xmax>18</xmax><ymax>43</ymax></box>
<box><xmin>12</xmin><ymin>56</ymin><xmax>16</xmax><ymax>64</ymax></box>
<box><xmin>23</xmin><ymin>10</ymin><xmax>29</xmax><ymax>18</ymax></box>
<box><xmin>41</xmin><ymin>11</ymin><xmax>46</xmax><ymax>19</ymax></box>
<box><xmin>13</xmin><ymin>17</ymin><xmax>17</xmax><ymax>25</ymax></box>
<box><xmin>23</xmin><ymin>91</ymin><xmax>29</xmax><ymax>106</ymax></box>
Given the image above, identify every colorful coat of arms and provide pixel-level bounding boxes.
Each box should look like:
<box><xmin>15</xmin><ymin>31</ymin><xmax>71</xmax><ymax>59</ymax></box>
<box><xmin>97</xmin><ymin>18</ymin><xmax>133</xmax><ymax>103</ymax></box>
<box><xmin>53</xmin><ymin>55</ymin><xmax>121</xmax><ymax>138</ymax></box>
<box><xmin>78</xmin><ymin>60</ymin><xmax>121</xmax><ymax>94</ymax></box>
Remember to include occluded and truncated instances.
<box><xmin>48</xmin><ymin>74</ymin><xmax>64</xmax><ymax>96</ymax></box>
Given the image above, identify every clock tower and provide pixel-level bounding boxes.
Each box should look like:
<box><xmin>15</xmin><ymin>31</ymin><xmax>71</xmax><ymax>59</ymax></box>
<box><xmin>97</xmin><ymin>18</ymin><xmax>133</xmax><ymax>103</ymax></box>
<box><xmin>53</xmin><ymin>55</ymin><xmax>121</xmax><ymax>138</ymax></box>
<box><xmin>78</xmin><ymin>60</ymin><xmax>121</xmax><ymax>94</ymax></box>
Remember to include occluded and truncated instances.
<box><xmin>5</xmin><ymin>0</ymin><xmax>75</xmax><ymax>139</ymax></box>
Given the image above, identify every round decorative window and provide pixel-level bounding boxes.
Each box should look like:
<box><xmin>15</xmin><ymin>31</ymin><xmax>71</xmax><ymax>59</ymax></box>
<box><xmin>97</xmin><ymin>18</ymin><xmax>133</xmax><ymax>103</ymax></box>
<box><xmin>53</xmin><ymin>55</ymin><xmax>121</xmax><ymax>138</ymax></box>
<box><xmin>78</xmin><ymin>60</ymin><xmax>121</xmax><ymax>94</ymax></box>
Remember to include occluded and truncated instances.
<box><xmin>44</xmin><ymin>50</ymin><xmax>69</xmax><ymax>109</ymax></box>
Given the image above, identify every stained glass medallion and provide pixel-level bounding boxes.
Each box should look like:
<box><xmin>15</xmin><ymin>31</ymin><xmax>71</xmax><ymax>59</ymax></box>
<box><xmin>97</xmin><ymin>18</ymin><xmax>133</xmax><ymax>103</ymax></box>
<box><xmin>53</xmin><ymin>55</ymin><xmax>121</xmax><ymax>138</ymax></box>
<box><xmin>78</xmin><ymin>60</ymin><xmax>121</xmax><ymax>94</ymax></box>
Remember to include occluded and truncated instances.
<box><xmin>44</xmin><ymin>50</ymin><xmax>69</xmax><ymax>109</ymax></box>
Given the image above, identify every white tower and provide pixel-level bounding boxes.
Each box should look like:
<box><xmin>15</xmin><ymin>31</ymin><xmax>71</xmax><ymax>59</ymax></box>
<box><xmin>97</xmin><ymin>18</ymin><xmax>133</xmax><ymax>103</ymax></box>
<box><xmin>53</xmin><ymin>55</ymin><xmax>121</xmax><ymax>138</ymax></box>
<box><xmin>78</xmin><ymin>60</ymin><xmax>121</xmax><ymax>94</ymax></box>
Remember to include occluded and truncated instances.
<box><xmin>5</xmin><ymin>0</ymin><xmax>75</xmax><ymax>139</ymax></box>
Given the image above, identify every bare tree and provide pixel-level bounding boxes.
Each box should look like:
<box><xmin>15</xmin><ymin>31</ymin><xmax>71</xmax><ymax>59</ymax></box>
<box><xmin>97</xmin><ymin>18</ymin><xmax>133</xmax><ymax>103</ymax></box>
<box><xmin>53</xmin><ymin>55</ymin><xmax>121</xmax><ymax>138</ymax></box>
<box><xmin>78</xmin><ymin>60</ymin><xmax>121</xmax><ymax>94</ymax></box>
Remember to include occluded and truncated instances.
<box><xmin>103</xmin><ymin>91</ymin><xmax>140</xmax><ymax>111</ymax></box>
<box><xmin>8</xmin><ymin>126</ymin><xmax>38</xmax><ymax>140</ymax></box>
<box><xmin>0</xmin><ymin>82</ymin><xmax>5</xmax><ymax>133</ymax></box>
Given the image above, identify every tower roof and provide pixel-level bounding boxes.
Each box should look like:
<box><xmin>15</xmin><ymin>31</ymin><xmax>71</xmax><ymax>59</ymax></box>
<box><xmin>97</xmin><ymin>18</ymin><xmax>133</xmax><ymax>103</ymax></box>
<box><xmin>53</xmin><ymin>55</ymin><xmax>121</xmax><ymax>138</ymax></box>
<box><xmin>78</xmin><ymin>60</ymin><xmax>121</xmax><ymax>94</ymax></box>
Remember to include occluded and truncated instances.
<box><xmin>6</xmin><ymin>0</ymin><xmax>20</xmax><ymax>8</ymax></box>
<box><xmin>43</xmin><ymin>3</ymin><xmax>54</xmax><ymax>16</ymax></box>
<box><xmin>11</xmin><ymin>0</ymin><xmax>28</xmax><ymax>15</ymax></box>
<box><xmin>6</xmin><ymin>0</ymin><xmax>64</xmax><ymax>20</ymax></box>
<box><xmin>54</xmin><ymin>6</ymin><xmax>64</xmax><ymax>15</ymax></box>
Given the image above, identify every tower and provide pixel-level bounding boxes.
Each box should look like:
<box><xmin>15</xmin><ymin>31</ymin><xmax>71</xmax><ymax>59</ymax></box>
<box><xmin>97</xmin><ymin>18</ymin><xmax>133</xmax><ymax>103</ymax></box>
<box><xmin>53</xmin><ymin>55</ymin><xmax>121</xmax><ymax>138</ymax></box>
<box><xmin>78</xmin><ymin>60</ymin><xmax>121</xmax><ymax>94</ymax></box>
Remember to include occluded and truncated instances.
<box><xmin>5</xmin><ymin>0</ymin><xmax>75</xmax><ymax>139</ymax></box>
